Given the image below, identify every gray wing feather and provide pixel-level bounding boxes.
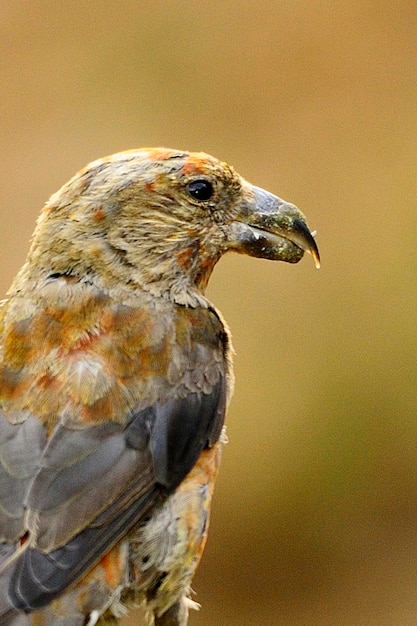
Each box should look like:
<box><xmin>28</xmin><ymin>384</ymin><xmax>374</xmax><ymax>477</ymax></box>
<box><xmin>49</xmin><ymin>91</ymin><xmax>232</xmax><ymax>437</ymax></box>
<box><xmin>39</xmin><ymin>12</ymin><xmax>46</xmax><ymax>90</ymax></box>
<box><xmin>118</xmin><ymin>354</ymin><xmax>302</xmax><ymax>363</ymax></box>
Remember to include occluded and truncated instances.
<box><xmin>25</xmin><ymin>417</ymin><xmax>153</xmax><ymax>550</ymax></box>
<box><xmin>0</xmin><ymin>413</ymin><xmax>46</xmax><ymax>542</ymax></box>
<box><xmin>4</xmin><ymin>382</ymin><xmax>226</xmax><ymax>613</ymax></box>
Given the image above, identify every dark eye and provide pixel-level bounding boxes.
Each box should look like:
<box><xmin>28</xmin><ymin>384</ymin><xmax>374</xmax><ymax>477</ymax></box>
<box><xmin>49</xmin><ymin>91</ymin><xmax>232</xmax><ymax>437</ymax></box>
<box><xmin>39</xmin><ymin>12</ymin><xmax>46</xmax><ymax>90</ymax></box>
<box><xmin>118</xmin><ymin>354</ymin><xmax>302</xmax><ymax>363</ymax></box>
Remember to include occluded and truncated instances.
<box><xmin>187</xmin><ymin>179</ymin><xmax>214</xmax><ymax>201</ymax></box>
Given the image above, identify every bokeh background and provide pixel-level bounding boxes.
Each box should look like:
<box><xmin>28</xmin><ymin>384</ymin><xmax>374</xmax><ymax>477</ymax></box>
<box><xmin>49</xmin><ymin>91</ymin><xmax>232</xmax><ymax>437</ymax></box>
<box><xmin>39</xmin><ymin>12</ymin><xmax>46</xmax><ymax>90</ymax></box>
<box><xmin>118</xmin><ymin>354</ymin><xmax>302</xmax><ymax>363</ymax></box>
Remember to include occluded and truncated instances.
<box><xmin>1</xmin><ymin>2</ymin><xmax>416</xmax><ymax>624</ymax></box>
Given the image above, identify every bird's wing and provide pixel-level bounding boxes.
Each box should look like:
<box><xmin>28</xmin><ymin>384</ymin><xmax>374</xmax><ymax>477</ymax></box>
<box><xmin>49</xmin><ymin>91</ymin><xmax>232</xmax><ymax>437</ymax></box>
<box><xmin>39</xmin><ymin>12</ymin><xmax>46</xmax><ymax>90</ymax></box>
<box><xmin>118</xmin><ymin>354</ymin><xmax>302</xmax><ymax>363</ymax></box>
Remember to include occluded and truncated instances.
<box><xmin>0</xmin><ymin>299</ymin><xmax>228</xmax><ymax>612</ymax></box>
<box><xmin>0</xmin><ymin>412</ymin><xmax>47</xmax><ymax>543</ymax></box>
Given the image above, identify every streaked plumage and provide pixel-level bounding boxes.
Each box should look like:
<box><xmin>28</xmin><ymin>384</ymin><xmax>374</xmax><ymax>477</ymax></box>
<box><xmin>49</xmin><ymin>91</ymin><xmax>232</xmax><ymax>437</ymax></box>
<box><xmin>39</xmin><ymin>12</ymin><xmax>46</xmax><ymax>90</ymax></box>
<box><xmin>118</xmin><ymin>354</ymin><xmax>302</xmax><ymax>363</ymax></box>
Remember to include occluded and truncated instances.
<box><xmin>0</xmin><ymin>148</ymin><xmax>319</xmax><ymax>625</ymax></box>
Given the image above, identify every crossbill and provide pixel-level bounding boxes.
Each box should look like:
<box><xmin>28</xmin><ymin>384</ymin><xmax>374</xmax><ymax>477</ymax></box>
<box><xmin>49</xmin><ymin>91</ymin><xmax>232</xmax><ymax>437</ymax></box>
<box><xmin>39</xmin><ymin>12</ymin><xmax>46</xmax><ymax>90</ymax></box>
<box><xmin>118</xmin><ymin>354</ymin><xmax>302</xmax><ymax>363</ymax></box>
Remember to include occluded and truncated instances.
<box><xmin>0</xmin><ymin>148</ymin><xmax>319</xmax><ymax>626</ymax></box>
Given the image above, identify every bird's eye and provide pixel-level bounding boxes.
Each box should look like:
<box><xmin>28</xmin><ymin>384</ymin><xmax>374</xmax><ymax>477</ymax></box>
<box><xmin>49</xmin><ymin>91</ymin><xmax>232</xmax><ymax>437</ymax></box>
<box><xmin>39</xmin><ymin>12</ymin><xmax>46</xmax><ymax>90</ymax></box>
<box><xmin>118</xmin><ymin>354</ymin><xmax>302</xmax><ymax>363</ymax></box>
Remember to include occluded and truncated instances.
<box><xmin>187</xmin><ymin>179</ymin><xmax>214</xmax><ymax>202</ymax></box>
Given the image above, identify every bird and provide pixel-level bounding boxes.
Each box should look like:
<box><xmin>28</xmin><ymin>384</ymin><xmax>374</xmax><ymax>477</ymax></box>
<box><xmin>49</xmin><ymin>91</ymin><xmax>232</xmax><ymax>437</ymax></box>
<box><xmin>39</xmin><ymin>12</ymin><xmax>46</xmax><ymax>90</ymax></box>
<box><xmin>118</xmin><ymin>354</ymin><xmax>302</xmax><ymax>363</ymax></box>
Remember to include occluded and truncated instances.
<box><xmin>0</xmin><ymin>148</ymin><xmax>319</xmax><ymax>626</ymax></box>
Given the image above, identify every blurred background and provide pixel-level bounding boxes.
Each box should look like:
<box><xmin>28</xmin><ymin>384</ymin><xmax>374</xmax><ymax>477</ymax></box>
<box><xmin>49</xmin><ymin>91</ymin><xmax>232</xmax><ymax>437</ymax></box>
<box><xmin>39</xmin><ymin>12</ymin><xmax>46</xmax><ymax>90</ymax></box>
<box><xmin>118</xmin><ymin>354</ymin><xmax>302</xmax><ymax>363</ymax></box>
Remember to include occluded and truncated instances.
<box><xmin>0</xmin><ymin>1</ymin><xmax>416</xmax><ymax>624</ymax></box>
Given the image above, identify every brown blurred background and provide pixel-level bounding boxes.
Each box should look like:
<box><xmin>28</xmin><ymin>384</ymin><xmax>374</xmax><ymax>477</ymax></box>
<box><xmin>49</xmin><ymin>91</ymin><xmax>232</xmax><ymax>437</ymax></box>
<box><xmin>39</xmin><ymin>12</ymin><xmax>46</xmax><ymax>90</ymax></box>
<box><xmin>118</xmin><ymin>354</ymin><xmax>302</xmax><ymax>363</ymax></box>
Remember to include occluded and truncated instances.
<box><xmin>1</xmin><ymin>2</ymin><xmax>416</xmax><ymax>624</ymax></box>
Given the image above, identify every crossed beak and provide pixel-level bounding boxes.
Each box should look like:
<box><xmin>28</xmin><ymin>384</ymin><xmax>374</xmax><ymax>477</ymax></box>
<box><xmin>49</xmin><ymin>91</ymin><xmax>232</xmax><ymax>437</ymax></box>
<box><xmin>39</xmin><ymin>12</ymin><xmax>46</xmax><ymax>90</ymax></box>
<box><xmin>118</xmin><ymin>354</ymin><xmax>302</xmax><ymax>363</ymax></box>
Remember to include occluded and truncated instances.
<box><xmin>230</xmin><ymin>185</ymin><xmax>320</xmax><ymax>268</ymax></box>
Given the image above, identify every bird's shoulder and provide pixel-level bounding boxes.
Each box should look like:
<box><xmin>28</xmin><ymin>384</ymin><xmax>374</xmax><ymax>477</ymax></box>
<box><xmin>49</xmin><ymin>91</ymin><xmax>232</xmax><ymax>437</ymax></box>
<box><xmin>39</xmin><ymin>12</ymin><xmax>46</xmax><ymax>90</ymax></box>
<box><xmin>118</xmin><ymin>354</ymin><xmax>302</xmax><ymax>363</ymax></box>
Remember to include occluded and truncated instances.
<box><xmin>0</xmin><ymin>278</ymin><xmax>231</xmax><ymax>431</ymax></box>
<box><xmin>0</xmin><ymin>279</ymin><xmax>231</xmax><ymax>553</ymax></box>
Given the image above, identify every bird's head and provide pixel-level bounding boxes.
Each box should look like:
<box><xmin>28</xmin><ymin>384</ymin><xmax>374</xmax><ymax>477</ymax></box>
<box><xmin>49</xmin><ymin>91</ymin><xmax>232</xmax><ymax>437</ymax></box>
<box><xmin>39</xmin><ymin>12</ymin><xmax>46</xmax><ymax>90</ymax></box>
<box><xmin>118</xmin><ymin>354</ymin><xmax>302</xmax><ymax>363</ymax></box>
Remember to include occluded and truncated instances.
<box><xmin>26</xmin><ymin>148</ymin><xmax>319</xmax><ymax>306</ymax></box>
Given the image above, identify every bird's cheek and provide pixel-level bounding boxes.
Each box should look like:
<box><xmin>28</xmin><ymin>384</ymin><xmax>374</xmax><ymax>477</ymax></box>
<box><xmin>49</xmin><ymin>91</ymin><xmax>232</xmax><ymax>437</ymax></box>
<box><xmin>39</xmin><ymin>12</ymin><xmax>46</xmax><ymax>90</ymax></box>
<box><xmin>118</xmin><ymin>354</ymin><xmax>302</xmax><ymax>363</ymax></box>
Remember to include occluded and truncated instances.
<box><xmin>175</xmin><ymin>245</ymin><xmax>198</xmax><ymax>270</ymax></box>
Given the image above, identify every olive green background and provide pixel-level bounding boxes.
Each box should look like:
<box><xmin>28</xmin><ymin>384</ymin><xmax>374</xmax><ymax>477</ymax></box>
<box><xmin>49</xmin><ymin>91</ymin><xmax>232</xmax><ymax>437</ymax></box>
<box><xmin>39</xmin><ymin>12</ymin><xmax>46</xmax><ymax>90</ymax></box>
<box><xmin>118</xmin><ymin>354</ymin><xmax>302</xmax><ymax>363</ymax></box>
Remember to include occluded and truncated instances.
<box><xmin>0</xmin><ymin>2</ymin><xmax>416</xmax><ymax>624</ymax></box>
